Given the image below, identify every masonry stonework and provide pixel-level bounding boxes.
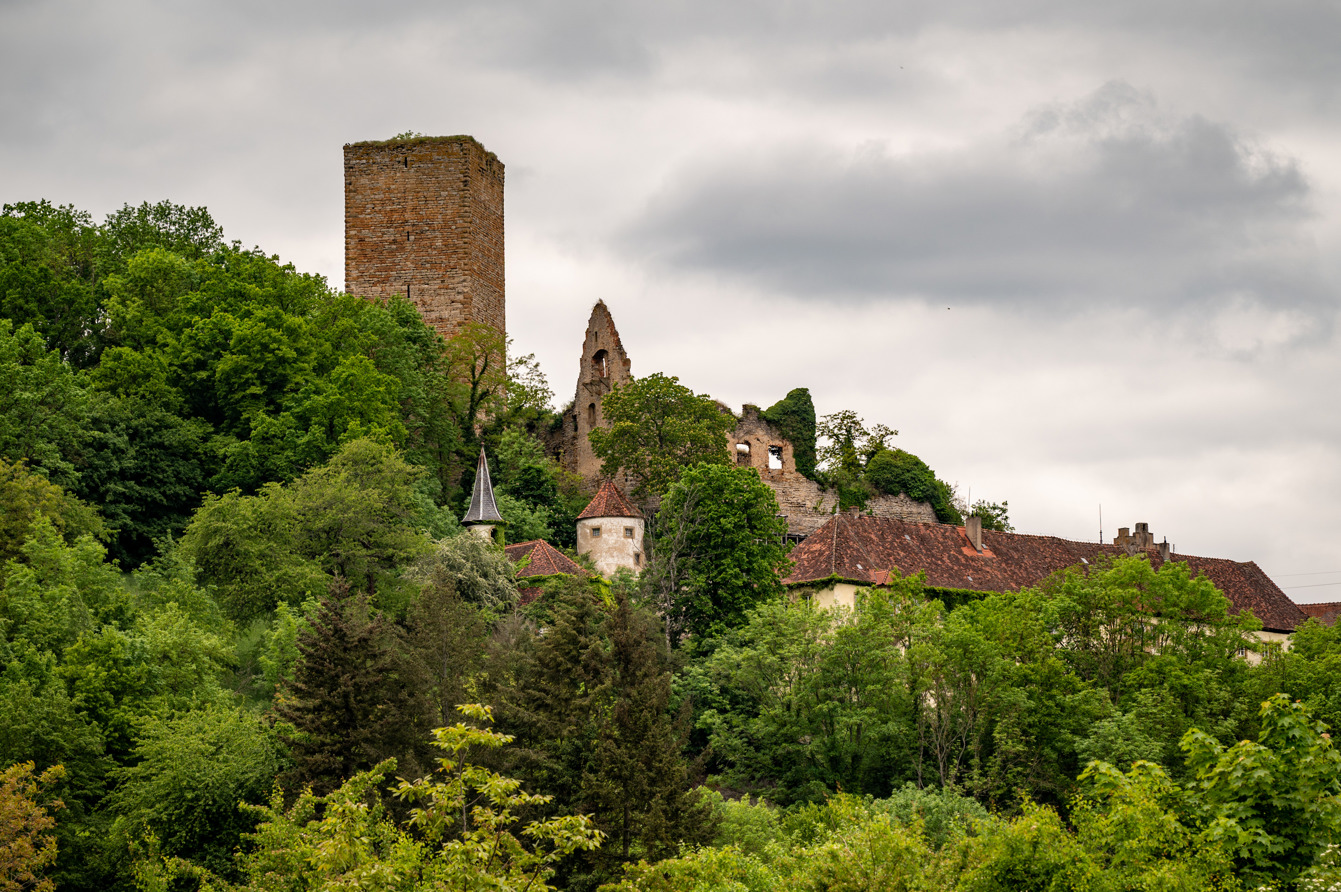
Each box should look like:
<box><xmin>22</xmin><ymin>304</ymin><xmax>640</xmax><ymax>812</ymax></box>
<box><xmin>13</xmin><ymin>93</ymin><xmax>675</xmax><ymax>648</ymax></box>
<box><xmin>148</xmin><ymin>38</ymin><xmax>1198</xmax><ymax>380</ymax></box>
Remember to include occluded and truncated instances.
<box><xmin>730</xmin><ymin>405</ymin><xmax>937</xmax><ymax>537</ymax></box>
<box><xmin>558</xmin><ymin>301</ymin><xmax>633</xmax><ymax>484</ymax></box>
<box><xmin>577</xmin><ymin>516</ymin><xmax>646</xmax><ymax>577</ymax></box>
<box><xmin>344</xmin><ymin>136</ymin><xmax>505</xmax><ymax>342</ymax></box>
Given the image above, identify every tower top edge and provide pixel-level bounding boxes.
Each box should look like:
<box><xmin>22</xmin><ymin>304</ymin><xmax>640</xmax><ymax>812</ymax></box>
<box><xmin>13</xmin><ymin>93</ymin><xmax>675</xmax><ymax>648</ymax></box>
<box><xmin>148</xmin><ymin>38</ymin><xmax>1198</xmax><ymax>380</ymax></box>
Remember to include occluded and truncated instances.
<box><xmin>344</xmin><ymin>135</ymin><xmax>501</xmax><ymax>165</ymax></box>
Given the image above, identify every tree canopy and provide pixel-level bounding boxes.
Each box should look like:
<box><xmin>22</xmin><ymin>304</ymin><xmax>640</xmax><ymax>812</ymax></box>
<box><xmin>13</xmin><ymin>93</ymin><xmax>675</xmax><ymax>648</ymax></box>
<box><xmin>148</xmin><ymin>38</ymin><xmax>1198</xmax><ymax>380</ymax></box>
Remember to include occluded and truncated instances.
<box><xmin>588</xmin><ymin>372</ymin><xmax>733</xmax><ymax>501</ymax></box>
<box><xmin>647</xmin><ymin>462</ymin><xmax>790</xmax><ymax>644</ymax></box>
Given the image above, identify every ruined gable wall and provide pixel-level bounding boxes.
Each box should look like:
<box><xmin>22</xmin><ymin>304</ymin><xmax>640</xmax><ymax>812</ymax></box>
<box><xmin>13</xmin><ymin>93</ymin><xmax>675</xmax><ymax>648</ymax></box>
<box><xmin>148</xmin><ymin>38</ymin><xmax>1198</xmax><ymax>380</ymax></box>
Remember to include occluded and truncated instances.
<box><xmin>344</xmin><ymin>136</ymin><xmax>505</xmax><ymax>342</ymax></box>
<box><xmin>558</xmin><ymin>301</ymin><xmax>633</xmax><ymax>485</ymax></box>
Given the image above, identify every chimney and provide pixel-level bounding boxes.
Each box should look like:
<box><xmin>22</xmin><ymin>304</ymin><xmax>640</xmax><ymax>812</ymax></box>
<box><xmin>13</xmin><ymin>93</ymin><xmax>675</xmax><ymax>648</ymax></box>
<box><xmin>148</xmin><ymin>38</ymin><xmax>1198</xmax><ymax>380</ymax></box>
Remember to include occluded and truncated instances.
<box><xmin>1158</xmin><ymin>539</ymin><xmax>1171</xmax><ymax>563</ymax></box>
<box><xmin>846</xmin><ymin>505</ymin><xmax>861</xmax><ymax>519</ymax></box>
<box><xmin>966</xmin><ymin>515</ymin><xmax>983</xmax><ymax>553</ymax></box>
<box><xmin>1114</xmin><ymin>527</ymin><xmax>1130</xmax><ymax>547</ymax></box>
<box><xmin>1135</xmin><ymin>522</ymin><xmax>1152</xmax><ymax>548</ymax></box>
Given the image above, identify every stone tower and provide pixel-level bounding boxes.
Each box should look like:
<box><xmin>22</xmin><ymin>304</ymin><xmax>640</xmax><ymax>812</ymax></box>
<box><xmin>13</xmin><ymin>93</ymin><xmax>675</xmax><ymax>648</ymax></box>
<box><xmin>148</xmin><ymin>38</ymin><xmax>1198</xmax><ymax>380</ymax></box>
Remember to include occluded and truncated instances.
<box><xmin>343</xmin><ymin>135</ymin><xmax>505</xmax><ymax>342</ymax></box>
<box><xmin>560</xmin><ymin>301</ymin><xmax>632</xmax><ymax>481</ymax></box>
<box><xmin>576</xmin><ymin>480</ymin><xmax>645</xmax><ymax>577</ymax></box>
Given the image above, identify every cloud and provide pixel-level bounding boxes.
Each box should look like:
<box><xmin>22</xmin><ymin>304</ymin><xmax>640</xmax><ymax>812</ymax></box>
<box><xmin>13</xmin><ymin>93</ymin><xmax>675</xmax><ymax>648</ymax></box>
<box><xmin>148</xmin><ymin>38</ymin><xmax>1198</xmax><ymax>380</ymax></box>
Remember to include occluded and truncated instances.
<box><xmin>623</xmin><ymin>83</ymin><xmax>1325</xmax><ymax>319</ymax></box>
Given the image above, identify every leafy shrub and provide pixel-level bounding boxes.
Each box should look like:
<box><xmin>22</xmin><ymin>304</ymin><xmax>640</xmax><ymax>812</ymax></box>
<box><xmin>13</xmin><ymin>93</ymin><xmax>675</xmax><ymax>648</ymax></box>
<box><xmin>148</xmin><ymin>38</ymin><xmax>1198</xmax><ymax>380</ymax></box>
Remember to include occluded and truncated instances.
<box><xmin>864</xmin><ymin>448</ymin><xmax>962</xmax><ymax>523</ymax></box>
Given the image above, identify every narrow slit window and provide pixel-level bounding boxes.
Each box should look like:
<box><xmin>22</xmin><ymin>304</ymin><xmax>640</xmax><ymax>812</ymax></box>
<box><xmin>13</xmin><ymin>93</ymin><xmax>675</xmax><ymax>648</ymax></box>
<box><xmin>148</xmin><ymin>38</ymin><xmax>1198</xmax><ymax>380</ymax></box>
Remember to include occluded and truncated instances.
<box><xmin>634</xmin><ymin>553</ymin><xmax>641</xmax><ymax>567</ymax></box>
<box><xmin>587</xmin><ymin>403</ymin><xmax>597</xmax><ymax>427</ymax></box>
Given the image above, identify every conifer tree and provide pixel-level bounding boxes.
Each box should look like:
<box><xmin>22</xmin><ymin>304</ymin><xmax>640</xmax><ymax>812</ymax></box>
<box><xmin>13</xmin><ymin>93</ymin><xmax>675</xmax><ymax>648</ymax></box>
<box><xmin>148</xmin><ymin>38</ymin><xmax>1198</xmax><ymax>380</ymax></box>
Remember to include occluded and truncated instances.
<box><xmin>274</xmin><ymin>582</ymin><xmax>426</xmax><ymax>794</ymax></box>
<box><xmin>581</xmin><ymin>591</ymin><xmax>716</xmax><ymax>867</ymax></box>
<box><xmin>405</xmin><ymin>574</ymin><xmax>488</xmax><ymax>729</ymax></box>
<box><xmin>501</xmin><ymin>577</ymin><xmax>610</xmax><ymax>807</ymax></box>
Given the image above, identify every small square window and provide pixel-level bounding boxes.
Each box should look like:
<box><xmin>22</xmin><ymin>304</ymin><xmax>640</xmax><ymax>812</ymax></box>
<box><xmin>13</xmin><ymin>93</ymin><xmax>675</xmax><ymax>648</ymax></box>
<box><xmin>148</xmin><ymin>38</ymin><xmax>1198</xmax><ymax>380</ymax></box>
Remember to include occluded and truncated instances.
<box><xmin>591</xmin><ymin>526</ymin><xmax>601</xmax><ymax>537</ymax></box>
<box><xmin>624</xmin><ymin>526</ymin><xmax>634</xmax><ymax>538</ymax></box>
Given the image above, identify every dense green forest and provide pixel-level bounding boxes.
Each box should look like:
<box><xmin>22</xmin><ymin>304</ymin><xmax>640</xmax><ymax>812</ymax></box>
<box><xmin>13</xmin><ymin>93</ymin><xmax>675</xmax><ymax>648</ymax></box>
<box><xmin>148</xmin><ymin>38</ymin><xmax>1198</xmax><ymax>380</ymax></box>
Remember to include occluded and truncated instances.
<box><xmin>4</xmin><ymin>200</ymin><xmax>1341</xmax><ymax>891</ymax></box>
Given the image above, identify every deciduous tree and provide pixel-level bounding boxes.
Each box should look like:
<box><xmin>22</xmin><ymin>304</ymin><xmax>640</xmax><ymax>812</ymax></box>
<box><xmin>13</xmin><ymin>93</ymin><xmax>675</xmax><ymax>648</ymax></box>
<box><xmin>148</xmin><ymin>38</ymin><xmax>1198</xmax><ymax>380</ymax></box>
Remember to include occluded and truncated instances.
<box><xmin>588</xmin><ymin>373</ymin><xmax>733</xmax><ymax>501</ymax></box>
<box><xmin>0</xmin><ymin>762</ymin><xmax>64</xmax><ymax>892</ymax></box>
<box><xmin>648</xmin><ymin>463</ymin><xmax>789</xmax><ymax>643</ymax></box>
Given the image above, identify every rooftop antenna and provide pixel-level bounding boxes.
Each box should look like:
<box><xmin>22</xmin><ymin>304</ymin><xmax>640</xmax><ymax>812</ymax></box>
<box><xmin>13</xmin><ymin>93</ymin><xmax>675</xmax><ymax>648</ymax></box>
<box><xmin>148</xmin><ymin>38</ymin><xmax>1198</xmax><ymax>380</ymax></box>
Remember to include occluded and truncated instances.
<box><xmin>1099</xmin><ymin>503</ymin><xmax>1103</xmax><ymax>544</ymax></box>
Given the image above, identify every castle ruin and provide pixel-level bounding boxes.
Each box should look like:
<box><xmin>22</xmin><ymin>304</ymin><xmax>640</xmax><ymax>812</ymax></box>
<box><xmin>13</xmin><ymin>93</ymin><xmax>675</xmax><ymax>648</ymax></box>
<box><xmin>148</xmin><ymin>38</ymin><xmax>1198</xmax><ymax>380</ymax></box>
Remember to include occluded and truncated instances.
<box><xmin>341</xmin><ymin>135</ymin><xmax>936</xmax><ymax>538</ymax></box>
<box><xmin>557</xmin><ymin>302</ymin><xmax>937</xmax><ymax>538</ymax></box>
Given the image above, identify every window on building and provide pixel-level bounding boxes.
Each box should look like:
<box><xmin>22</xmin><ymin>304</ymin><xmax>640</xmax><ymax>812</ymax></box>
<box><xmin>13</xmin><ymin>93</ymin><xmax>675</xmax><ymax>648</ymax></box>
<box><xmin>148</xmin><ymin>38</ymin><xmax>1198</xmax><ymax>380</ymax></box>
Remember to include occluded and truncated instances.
<box><xmin>587</xmin><ymin>403</ymin><xmax>596</xmax><ymax>427</ymax></box>
<box><xmin>591</xmin><ymin>526</ymin><xmax>601</xmax><ymax>537</ymax></box>
<box><xmin>736</xmin><ymin>442</ymin><xmax>751</xmax><ymax>467</ymax></box>
<box><xmin>634</xmin><ymin>553</ymin><xmax>641</xmax><ymax>567</ymax></box>
<box><xmin>592</xmin><ymin>349</ymin><xmax>608</xmax><ymax>378</ymax></box>
<box><xmin>624</xmin><ymin>526</ymin><xmax>634</xmax><ymax>538</ymax></box>
<box><xmin>768</xmin><ymin>445</ymin><xmax>784</xmax><ymax>470</ymax></box>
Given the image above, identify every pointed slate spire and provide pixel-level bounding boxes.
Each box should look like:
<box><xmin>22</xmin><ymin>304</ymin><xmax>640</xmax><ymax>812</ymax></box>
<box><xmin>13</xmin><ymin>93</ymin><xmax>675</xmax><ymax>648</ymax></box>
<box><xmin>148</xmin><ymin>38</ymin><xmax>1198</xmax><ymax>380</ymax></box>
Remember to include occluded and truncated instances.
<box><xmin>462</xmin><ymin>447</ymin><xmax>504</xmax><ymax>525</ymax></box>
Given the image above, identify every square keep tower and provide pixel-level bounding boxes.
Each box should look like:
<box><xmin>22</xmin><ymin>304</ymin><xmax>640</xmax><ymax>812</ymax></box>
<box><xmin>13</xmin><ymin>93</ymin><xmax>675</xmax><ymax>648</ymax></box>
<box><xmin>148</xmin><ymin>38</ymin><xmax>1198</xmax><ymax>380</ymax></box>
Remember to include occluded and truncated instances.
<box><xmin>344</xmin><ymin>135</ymin><xmax>505</xmax><ymax>341</ymax></box>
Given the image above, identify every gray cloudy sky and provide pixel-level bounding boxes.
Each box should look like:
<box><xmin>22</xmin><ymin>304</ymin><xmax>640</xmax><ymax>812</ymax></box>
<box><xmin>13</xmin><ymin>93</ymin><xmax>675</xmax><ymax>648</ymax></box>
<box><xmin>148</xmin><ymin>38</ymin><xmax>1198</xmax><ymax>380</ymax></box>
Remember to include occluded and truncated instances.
<box><xmin>4</xmin><ymin>0</ymin><xmax>1340</xmax><ymax>600</ymax></box>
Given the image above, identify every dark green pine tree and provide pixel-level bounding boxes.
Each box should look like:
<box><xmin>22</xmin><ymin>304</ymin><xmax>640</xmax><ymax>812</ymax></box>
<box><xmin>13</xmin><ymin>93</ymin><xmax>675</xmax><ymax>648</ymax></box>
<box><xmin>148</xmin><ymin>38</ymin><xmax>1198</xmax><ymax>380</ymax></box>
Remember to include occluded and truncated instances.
<box><xmin>274</xmin><ymin>582</ymin><xmax>426</xmax><ymax>794</ymax></box>
<box><xmin>500</xmin><ymin>576</ymin><xmax>611</xmax><ymax>807</ymax></box>
<box><xmin>405</xmin><ymin>574</ymin><xmax>488</xmax><ymax>730</ymax></box>
<box><xmin>581</xmin><ymin>591</ymin><xmax>717</xmax><ymax>868</ymax></box>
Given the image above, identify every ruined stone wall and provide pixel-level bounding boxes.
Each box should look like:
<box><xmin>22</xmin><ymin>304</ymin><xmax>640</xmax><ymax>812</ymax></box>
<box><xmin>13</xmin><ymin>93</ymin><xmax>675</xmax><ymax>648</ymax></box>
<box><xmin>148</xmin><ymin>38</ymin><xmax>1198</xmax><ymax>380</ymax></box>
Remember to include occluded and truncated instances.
<box><xmin>344</xmin><ymin>136</ymin><xmax>505</xmax><ymax>342</ymax></box>
<box><xmin>767</xmin><ymin>475</ymin><xmax>938</xmax><ymax>537</ymax></box>
<box><xmin>730</xmin><ymin>405</ymin><xmax>937</xmax><ymax>537</ymax></box>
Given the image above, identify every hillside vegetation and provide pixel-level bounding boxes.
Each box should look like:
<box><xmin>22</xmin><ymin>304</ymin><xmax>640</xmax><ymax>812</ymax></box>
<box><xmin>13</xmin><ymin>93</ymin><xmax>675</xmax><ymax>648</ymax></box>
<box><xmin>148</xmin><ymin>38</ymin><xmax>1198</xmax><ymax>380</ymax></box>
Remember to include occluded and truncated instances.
<box><xmin>3</xmin><ymin>201</ymin><xmax>1341</xmax><ymax>891</ymax></box>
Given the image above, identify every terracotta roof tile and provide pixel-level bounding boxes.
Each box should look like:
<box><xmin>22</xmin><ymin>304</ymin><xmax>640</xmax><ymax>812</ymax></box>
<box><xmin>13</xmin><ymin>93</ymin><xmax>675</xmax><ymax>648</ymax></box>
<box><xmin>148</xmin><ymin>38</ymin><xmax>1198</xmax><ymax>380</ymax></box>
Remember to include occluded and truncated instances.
<box><xmin>784</xmin><ymin>514</ymin><xmax>1306</xmax><ymax>632</ymax></box>
<box><xmin>504</xmin><ymin>539</ymin><xmax>588</xmax><ymax>579</ymax></box>
<box><xmin>577</xmin><ymin>480</ymin><xmax>642</xmax><ymax>520</ymax></box>
<box><xmin>1299</xmin><ymin>601</ymin><xmax>1341</xmax><ymax>626</ymax></box>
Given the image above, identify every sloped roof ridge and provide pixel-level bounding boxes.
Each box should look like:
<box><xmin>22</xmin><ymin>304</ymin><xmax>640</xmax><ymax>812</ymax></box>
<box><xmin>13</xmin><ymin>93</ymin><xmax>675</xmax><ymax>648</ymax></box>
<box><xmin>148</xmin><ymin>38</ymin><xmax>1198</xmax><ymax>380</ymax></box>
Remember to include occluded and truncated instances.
<box><xmin>577</xmin><ymin>480</ymin><xmax>642</xmax><ymax>519</ymax></box>
<box><xmin>785</xmin><ymin>514</ymin><xmax>1304</xmax><ymax>631</ymax></box>
<box><xmin>503</xmin><ymin>539</ymin><xmax>588</xmax><ymax>577</ymax></box>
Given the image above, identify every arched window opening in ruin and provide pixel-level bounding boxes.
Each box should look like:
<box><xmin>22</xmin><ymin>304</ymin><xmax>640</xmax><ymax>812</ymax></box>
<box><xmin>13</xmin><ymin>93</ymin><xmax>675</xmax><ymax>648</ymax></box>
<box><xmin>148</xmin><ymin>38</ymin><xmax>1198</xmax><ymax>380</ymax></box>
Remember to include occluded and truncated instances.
<box><xmin>587</xmin><ymin>403</ymin><xmax>596</xmax><ymax>427</ymax></box>
<box><xmin>736</xmin><ymin>442</ymin><xmax>752</xmax><ymax>467</ymax></box>
<box><xmin>768</xmin><ymin>445</ymin><xmax>784</xmax><ymax>470</ymax></box>
<box><xmin>592</xmin><ymin>349</ymin><xmax>609</xmax><ymax>378</ymax></box>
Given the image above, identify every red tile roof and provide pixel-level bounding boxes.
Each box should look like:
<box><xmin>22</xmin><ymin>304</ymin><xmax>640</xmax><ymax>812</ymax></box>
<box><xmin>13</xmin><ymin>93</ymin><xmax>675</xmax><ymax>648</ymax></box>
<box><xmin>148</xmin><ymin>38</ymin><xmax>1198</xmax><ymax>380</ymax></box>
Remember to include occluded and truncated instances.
<box><xmin>577</xmin><ymin>480</ymin><xmax>642</xmax><ymax>520</ymax></box>
<box><xmin>504</xmin><ymin>539</ymin><xmax>588</xmax><ymax>578</ymax></box>
<box><xmin>1299</xmin><ymin>602</ymin><xmax>1341</xmax><ymax>626</ymax></box>
<box><xmin>784</xmin><ymin>514</ymin><xmax>1307</xmax><ymax>632</ymax></box>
